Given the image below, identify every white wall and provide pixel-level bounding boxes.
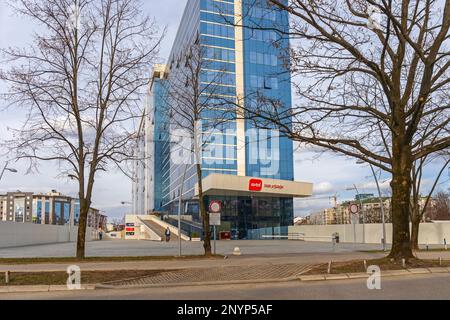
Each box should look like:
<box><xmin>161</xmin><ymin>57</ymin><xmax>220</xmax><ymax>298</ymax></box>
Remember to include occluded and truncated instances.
<box><xmin>289</xmin><ymin>222</ymin><xmax>450</xmax><ymax>245</ymax></box>
<box><xmin>0</xmin><ymin>221</ymin><xmax>93</xmax><ymax>248</ymax></box>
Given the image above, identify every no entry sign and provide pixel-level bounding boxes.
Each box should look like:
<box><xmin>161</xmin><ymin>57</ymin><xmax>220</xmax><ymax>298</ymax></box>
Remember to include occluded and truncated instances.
<box><xmin>209</xmin><ymin>200</ymin><xmax>222</xmax><ymax>213</ymax></box>
<box><xmin>349</xmin><ymin>203</ymin><xmax>359</xmax><ymax>214</ymax></box>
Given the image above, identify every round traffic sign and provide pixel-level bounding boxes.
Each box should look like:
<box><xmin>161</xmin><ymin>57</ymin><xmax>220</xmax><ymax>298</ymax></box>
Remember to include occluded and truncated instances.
<box><xmin>209</xmin><ymin>200</ymin><xmax>222</xmax><ymax>213</ymax></box>
<box><xmin>349</xmin><ymin>203</ymin><xmax>359</xmax><ymax>214</ymax></box>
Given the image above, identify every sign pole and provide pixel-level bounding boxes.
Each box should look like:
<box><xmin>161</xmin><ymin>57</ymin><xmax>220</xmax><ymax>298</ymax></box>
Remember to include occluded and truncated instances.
<box><xmin>214</xmin><ymin>225</ymin><xmax>217</xmax><ymax>255</ymax></box>
<box><xmin>209</xmin><ymin>200</ymin><xmax>222</xmax><ymax>256</ymax></box>
<box><xmin>349</xmin><ymin>203</ymin><xmax>359</xmax><ymax>245</ymax></box>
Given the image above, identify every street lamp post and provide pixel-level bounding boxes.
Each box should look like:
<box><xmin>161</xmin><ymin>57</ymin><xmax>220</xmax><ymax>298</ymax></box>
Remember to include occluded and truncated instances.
<box><xmin>0</xmin><ymin>162</ymin><xmax>18</xmax><ymax>182</ymax></box>
<box><xmin>355</xmin><ymin>185</ymin><xmax>366</xmax><ymax>244</ymax></box>
<box><xmin>177</xmin><ymin>164</ymin><xmax>189</xmax><ymax>257</ymax></box>
<box><xmin>357</xmin><ymin>160</ymin><xmax>387</xmax><ymax>251</ymax></box>
<box><xmin>369</xmin><ymin>164</ymin><xmax>387</xmax><ymax>252</ymax></box>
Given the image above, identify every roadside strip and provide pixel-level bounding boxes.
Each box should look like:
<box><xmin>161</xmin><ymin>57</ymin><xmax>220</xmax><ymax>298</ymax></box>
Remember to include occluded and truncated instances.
<box><xmin>298</xmin><ymin>267</ymin><xmax>450</xmax><ymax>281</ymax></box>
<box><xmin>0</xmin><ymin>284</ymin><xmax>95</xmax><ymax>294</ymax></box>
<box><xmin>2</xmin><ymin>267</ymin><xmax>450</xmax><ymax>293</ymax></box>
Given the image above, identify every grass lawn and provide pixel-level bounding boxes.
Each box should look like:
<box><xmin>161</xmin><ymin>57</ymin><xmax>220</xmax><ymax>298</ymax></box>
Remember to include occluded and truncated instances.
<box><xmin>0</xmin><ymin>269</ymin><xmax>171</xmax><ymax>286</ymax></box>
<box><xmin>0</xmin><ymin>255</ymin><xmax>223</xmax><ymax>265</ymax></box>
<box><xmin>306</xmin><ymin>258</ymin><xmax>450</xmax><ymax>275</ymax></box>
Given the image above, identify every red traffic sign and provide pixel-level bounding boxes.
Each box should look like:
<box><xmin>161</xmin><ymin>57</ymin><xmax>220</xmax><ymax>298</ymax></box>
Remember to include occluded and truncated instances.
<box><xmin>349</xmin><ymin>203</ymin><xmax>359</xmax><ymax>214</ymax></box>
<box><xmin>209</xmin><ymin>200</ymin><xmax>222</xmax><ymax>213</ymax></box>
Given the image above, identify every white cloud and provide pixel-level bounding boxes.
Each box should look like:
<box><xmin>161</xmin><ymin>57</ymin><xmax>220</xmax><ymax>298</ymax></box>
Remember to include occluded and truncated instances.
<box><xmin>359</xmin><ymin>179</ymin><xmax>391</xmax><ymax>192</ymax></box>
<box><xmin>313</xmin><ymin>181</ymin><xmax>334</xmax><ymax>195</ymax></box>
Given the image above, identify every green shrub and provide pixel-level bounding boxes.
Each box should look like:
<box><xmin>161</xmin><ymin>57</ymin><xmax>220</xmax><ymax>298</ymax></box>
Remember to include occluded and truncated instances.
<box><xmin>191</xmin><ymin>232</ymin><xmax>200</xmax><ymax>238</ymax></box>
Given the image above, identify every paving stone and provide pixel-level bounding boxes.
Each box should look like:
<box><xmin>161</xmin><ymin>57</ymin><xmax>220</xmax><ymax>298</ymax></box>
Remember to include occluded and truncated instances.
<box><xmin>102</xmin><ymin>263</ymin><xmax>314</xmax><ymax>287</ymax></box>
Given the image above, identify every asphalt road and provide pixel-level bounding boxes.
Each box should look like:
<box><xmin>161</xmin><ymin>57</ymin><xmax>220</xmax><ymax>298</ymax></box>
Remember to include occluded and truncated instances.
<box><xmin>2</xmin><ymin>273</ymin><xmax>450</xmax><ymax>300</ymax></box>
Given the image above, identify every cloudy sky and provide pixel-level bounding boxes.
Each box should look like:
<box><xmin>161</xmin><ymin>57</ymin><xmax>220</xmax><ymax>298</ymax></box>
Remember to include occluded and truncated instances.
<box><xmin>0</xmin><ymin>0</ymin><xmax>448</xmax><ymax>220</ymax></box>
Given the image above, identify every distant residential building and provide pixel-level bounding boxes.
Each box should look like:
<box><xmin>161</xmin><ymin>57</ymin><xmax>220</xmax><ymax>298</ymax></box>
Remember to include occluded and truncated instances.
<box><xmin>355</xmin><ymin>193</ymin><xmax>375</xmax><ymax>201</ymax></box>
<box><xmin>0</xmin><ymin>190</ymin><xmax>106</xmax><ymax>228</ymax></box>
<box><xmin>33</xmin><ymin>190</ymin><xmax>74</xmax><ymax>225</ymax></box>
<box><xmin>0</xmin><ymin>191</ymin><xmax>34</xmax><ymax>223</ymax></box>
<box><xmin>303</xmin><ymin>196</ymin><xmax>440</xmax><ymax>225</ymax></box>
<box><xmin>87</xmin><ymin>207</ymin><xmax>107</xmax><ymax>230</ymax></box>
<box><xmin>305</xmin><ymin>197</ymin><xmax>390</xmax><ymax>225</ymax></box>
<box><xmin>293</xmin><ymin>216</ymin><xmax>308</xmax><ymax>225</ymax></box>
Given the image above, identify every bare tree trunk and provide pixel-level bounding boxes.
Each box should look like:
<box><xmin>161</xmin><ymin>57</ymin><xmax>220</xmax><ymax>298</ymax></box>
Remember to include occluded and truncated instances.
<box><xmin>76</xmin><ymin>199</ymin><xmax>90</xmax><ymax>260</ymax></box>
<box><xmin>389</xmin><ymin>139</ymin><xmax>415</xmax><ymax>260</ymax></box>
<box><xmin>197</xmin><ymin>163</ymin><xmax>212</xmax><ymax>256</ymax></box>
<box><xmin>410</xmin><ymin>213</ymin><xmax>420</xmax><ymax>251</ymax></box>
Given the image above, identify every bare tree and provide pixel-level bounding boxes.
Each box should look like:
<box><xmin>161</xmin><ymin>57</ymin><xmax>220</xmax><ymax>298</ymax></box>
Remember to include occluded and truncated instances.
<box><xmin>0</xmin><ymin>0</ymin><xmax>162</xmax><ymax>259</ymax></box>
<box><xmin>164</xmin><ymin>43</ymin><xmax>233</xmax><ymax>256</ymax></box>
<box><xmin>410</xmin><ymin>154</ymin><xmax>449</xmax><ymax>250</ymax></box>
<box><xmin>237</xmin><ymin>0</ymin><xmax>450</xmax><ymax>260</ymax></box>
<box><xmin>427</xmin><ymin>191</ymin><xmax>450</xmax><ymax>220</ymax></box>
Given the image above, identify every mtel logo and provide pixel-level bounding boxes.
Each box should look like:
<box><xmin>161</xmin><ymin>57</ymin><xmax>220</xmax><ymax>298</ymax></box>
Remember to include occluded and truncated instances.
<box><xmin>249</xmin><ymin>179</ymin><xmax>263</xmax><ymax>192</ymax></box>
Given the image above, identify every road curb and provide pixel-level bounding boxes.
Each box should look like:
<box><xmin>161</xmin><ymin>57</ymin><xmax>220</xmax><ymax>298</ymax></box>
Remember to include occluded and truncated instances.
<box><xmin>428</xmin><ymin>267</ymin><xmax>450</xmax><ymax>273</ymax></box>
<box><xmin>346</xmin><ymin>273</ymin><xmax>368</xmax><ymax>279</ymax></box>
<box><xmin>324</xmin><ymin>274</ymin><xmax>349</xmax><ymax>280</ymax></box>
<box><xmin>298</xmin><ymin>267</ymin><xmax>450</xmax><ymax>282</ymax></box>
<box><xmin>0</xmin><ymin>284</ymin><xmax>95</xmax><ymax>293</ymax></box>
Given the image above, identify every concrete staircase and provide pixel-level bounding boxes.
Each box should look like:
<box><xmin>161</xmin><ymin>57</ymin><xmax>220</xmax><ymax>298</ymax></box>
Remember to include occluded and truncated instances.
<box><xmin>140</xmin><ymin>219</ymin><xmax>178</xmax><ymax>242</ymax></box>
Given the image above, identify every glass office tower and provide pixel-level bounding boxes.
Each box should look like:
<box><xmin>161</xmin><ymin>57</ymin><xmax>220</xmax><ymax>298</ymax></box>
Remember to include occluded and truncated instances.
<box><xmin>137</xmin><ymin>0</ymin><xmax>311</xmax><ymax>239</ymax></box>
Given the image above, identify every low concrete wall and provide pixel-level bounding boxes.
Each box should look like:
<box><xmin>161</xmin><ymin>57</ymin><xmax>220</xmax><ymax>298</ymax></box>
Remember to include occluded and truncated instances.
<box><xmin>0</xmin><ymin>221</ymin><xmax>93</xmax><ymax>248</ymax></box>
<box><xmin>289</xmin><ymin>222</ymin><xmax>450</xmax><ymax>245</ymax></box>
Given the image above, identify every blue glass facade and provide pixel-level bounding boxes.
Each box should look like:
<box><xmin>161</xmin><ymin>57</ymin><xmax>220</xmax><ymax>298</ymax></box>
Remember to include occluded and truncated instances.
<box><xmin>74</xmin><ymin>200</ymin><xmax>80</xmax><ymax>225</ymax></box>
<box><xmin>35</xmin><ymin>198</ymin><xmax>71</xmax><ymax>225</ymax></box>
<box><xmin>55</xmin><ymin>202</ymin><xmax>62</xmax><ymax>225</ymax></box>
<box><xmin>153</xmin><ymin>77</ymin><xmax>171</xmax><ymax>211</ymax></box>
<box><xmin>242</xmin><ymin>0</ymin><xmax>293</xmax><ymax>181</ymax></box>
<box><xmin>150</xmin><ymin>0</ymin><xmax>294</xmax><ymax>237</ymax></box>
<box><xmin>36</xmin><ymin>201</ymin><xmax>42</xmax><ymax>224</ymax></box>
<box><xmin>45</xmin><ymin>201</ymin><xmax>50</xmax><ymax>224</ymax></box>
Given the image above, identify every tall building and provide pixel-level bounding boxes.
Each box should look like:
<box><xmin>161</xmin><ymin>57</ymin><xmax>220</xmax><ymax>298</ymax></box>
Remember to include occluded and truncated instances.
<box><xmin>133</xmin><ymin>0</ymin><xmax>312</xmax><ymax>239</ymax></box>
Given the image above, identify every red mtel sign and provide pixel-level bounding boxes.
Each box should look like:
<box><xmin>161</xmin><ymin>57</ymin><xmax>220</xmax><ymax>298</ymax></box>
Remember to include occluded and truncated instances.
<box><xmin>126</xmin><ymin>227</ymin><xmax>135</xmax><ymax>232</ymax></box>
<box><xmin>249</xmin><ymin>179</ymin><xmax>263</xmax><ymax>191</ymax></box>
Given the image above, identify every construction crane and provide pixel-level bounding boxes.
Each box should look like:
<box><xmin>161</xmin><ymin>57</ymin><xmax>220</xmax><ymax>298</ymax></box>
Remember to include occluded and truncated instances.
<box><xmin>297</xmin><ymin>193</ymin><xmax>340</xmax><ymax>207</ymax></box>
